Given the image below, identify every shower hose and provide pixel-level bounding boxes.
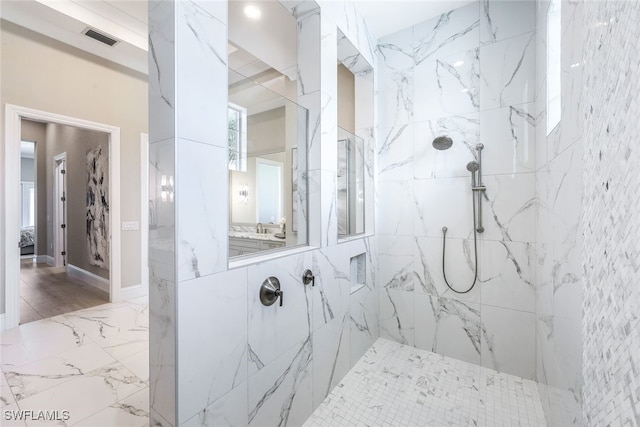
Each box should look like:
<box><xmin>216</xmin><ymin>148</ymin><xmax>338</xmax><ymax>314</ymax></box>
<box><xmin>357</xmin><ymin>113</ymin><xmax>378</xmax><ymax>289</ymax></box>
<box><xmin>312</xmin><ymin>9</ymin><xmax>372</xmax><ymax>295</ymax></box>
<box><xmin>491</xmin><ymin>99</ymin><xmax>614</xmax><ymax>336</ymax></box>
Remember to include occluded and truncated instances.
<box><xmin>441</xmin><ymin>190</ymin><xmax>478</xmax><ymax>294</ymax></box>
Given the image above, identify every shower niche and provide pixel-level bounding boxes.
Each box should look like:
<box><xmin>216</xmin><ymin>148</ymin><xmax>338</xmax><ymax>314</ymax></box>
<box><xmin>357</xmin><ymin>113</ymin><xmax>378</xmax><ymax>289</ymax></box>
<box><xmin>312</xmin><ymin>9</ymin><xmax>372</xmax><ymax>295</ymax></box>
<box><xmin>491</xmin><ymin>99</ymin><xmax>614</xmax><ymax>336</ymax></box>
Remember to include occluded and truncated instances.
<box><xmin>336</xmin><ymin>29</ymin><xmax>374</xmax><ymax>239</ymax></box>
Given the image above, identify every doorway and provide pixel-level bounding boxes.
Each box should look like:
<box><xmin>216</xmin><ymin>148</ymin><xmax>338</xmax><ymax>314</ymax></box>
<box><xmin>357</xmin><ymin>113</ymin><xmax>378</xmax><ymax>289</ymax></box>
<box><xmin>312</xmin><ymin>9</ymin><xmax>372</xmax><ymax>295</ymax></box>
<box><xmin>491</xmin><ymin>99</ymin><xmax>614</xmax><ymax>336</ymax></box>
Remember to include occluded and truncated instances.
<box><xmin>4</xmin><ymin>104</ymin><xmax>122</xmax><ymax>329</ymax></box>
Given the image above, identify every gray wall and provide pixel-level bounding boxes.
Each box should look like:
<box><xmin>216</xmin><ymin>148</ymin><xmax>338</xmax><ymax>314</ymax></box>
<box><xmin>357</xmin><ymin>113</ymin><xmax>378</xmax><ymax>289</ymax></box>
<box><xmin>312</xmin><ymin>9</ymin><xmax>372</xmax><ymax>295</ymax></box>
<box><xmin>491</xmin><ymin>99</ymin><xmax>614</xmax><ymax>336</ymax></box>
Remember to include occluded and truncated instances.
<box><xmin>45</xmin><ymin>123</ymin><xmax>110</xmax><ymax>279</ymax></box>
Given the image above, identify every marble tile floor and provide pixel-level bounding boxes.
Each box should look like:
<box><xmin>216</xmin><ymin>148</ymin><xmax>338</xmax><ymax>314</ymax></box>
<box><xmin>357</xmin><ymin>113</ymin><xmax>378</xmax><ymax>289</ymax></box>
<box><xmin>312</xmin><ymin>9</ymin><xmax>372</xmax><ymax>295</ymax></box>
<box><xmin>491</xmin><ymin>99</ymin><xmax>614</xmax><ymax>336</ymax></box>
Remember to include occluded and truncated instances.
<box><xmin>0</xmin><ymin>297</ymin><xmax>149</xmax><ymax>426</ymax></box>
<box><xmin>20</xmin><ymin>259</ymin><xmax>109</xmax><ymax>324</ymax></box>
<box><xmin>304</xmin><ymin>338</ymin><xmax>547</xmax><ymax>427</ymax></box>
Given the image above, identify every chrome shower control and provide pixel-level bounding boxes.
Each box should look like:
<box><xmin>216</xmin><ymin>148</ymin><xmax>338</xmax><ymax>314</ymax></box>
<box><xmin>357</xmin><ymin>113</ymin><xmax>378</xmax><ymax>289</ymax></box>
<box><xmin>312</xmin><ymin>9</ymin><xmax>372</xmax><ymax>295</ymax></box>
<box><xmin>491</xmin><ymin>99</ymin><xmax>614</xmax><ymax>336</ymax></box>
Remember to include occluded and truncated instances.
<box><xmin>260</xmin><ymin>277</ymin><xmax>283</xmax><ymax>307</ymax></box>
<box><xmin>302</xmin><ymin>269</ymin><xmax>315</xmax><ymax>286</ymax></box>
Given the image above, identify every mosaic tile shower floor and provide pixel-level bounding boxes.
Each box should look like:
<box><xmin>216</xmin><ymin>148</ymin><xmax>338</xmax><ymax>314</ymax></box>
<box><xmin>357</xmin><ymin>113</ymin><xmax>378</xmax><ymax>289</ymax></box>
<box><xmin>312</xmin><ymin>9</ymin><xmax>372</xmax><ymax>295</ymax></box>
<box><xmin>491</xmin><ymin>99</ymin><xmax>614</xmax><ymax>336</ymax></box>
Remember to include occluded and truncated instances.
<box><xmin>304</xmin><ymin>338</ymin><xmax>546</xmax><ymax>427</ymax></box>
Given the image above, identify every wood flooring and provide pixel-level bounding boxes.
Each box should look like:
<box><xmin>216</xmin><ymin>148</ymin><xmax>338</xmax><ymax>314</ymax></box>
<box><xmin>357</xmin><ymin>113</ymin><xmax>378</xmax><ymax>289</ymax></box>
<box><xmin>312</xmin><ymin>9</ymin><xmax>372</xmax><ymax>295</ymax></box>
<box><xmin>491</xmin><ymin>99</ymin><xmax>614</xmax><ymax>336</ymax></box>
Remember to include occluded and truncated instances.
<box><xmin>20</xmin><ymin>258</ymin><xmax>109</xmax><ymax>324</ymax></box>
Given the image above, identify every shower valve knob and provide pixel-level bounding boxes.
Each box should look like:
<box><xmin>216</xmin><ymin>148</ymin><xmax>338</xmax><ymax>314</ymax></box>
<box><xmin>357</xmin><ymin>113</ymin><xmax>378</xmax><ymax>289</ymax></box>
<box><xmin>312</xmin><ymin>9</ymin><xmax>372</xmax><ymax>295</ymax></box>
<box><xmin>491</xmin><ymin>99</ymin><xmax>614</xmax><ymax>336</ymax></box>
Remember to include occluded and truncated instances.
<box><xmin>260</xmin><ymin>277</ymin><xmax>284</xmax><ymax>307</ymax></box>
<box><xmin>302</xmin><ymin>269</ymin><xmax>315</xmax><ymax>286</ymax></box>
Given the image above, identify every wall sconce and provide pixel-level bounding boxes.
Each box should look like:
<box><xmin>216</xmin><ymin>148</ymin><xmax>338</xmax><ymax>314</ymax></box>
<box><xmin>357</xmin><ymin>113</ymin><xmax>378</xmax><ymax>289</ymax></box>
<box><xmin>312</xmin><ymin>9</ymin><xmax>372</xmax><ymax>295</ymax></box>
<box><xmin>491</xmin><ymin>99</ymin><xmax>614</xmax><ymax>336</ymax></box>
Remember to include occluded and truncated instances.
<box><xmin>239</xmin><ymin>184</ymin><xmax>249</xmax><ymax>204</ymax></box>
<box><xmin>161</xmin><ymin>175</ymin><xmax>174</xmax><ymax>202</ymax></box>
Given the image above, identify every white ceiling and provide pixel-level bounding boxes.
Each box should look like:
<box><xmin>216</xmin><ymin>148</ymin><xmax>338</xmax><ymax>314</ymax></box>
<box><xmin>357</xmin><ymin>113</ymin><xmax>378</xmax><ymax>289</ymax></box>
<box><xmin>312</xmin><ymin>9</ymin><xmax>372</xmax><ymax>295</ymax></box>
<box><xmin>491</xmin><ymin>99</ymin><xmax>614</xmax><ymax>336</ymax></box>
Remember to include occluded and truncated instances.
<box><xmin>0</xmin><ymin>0</ymin><xmax>472</xmax><ymax>74</ymax></box>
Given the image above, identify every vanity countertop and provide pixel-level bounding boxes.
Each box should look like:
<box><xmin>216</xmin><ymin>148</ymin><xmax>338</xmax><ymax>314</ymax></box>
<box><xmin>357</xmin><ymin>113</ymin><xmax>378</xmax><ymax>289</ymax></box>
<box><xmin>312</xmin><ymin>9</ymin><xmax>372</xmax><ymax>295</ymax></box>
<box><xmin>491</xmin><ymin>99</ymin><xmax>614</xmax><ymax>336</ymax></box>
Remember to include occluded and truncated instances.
<box><xmin>229</xmin><ymin>231</ymin><xmax>285</xmax><ymax>242</ymax></box>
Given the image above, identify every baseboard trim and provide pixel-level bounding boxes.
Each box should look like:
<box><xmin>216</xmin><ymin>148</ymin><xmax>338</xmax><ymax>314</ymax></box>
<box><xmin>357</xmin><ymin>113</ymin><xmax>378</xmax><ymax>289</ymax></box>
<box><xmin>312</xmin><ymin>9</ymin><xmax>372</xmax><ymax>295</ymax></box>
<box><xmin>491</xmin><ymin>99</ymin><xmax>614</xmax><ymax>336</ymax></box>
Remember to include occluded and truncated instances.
<box><xmin>120</xmin><ymin>284</ymin><xmax>148</xmax><ymax>301</ymax></box>
<box><xmin>38</xmin><ymin>255</ymin><xmax>54</xmax><ymax>265</ymax></box>
<box><xmin>0</xmin><ymin>314</ymin><xmax>5</xmax><ymax>331</ymax></box>
<box><xmin>67</xmin><ymin>264</ymin><xmax>110</xmax><ymax>295</ymax></box>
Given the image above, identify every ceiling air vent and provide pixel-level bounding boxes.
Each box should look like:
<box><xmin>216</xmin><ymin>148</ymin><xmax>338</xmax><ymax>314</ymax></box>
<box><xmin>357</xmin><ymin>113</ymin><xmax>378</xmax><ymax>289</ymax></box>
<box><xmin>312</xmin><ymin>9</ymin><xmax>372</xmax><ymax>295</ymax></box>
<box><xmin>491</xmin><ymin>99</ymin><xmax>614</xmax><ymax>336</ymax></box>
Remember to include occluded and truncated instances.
<box><xmin>83</xmin><ymin>28</ymin><xmax>119</xmax><ymax>47</ymax></box>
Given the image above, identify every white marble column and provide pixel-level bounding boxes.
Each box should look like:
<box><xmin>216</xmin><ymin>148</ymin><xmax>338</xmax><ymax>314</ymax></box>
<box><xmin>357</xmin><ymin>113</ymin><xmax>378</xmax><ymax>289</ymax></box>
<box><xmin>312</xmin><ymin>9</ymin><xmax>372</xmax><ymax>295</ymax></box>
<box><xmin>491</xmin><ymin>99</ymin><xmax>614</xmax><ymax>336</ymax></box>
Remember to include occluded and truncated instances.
<box><xmin>148</xmin><ymin>1</ymin><xmax>228</xmax><ymax>425</ymax></box>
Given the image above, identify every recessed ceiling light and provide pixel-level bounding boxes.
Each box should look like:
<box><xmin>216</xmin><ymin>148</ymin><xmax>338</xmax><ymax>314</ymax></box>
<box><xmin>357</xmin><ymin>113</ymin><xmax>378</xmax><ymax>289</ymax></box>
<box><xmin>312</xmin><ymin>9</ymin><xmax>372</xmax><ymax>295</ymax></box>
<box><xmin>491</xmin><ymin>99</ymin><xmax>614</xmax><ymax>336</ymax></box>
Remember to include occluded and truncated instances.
<box><xmin>244</xmin><ymin>5</ymin><xmax>262</xmax><ymax>20</ymax></box>
<box><xmin>453</xmin><ymin>60</ymin><xmax>465</xmax><ymax>67</ymax></box>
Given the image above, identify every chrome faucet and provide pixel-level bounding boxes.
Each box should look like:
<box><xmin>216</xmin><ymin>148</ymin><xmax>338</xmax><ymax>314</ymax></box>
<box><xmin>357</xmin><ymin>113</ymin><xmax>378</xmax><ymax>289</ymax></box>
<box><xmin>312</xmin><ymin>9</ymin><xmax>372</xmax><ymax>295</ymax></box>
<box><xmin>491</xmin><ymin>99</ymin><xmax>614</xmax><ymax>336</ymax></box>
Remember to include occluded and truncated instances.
<box><xmin>256</xmin><ymin>223</ymin><xmax>263</xmax><ymax>234</ymax></box>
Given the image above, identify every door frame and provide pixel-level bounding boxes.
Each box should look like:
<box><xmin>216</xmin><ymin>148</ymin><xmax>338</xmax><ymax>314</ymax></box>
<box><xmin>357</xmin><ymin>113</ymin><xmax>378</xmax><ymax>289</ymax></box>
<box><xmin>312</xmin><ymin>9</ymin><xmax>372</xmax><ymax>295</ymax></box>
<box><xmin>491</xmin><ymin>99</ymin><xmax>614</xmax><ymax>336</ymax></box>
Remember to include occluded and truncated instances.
<box><xmin>52</xmin><ymin>152</ymin><xmax>67</xmax><ymax>267</ymax></box>
<box><xmin>4</xmin><ymin>104</ymin><xmax>121</xmax><ymax>329</ymax></box>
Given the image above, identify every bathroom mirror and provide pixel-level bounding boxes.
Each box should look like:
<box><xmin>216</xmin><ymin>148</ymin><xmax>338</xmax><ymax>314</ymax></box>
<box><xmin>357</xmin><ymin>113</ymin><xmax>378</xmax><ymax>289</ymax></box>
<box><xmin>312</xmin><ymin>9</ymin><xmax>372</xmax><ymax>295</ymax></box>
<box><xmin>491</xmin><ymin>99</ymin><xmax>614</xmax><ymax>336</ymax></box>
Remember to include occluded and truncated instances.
<box><xmin>337</xmin><ymin>29</ymin><xmax>374</xmax><ymax>238</ymax></box>
<box><xmin>228</xmin><ymin>0</ymin><xmax>312</xmax><ymax>259</ymax></box>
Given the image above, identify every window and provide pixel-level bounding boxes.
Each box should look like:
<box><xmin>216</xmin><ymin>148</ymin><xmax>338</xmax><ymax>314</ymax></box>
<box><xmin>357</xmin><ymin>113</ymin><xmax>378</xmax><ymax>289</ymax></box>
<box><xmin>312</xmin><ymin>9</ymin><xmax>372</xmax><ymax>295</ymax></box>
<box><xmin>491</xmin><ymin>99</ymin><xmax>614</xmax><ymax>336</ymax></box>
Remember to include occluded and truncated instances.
<box><xmin>546</xmin><ymin>0</ymin><xmax>561</xmax><ymax>135</ymax></box>
<box><xmin>21</xmin><ymin>182</ymin><xmax>35</xmax><ymax>227</ymax></box>
<box><xmin>228</xmin><ymin>102</ymin><xmax>247</xmax><ymax>172</ymax></box>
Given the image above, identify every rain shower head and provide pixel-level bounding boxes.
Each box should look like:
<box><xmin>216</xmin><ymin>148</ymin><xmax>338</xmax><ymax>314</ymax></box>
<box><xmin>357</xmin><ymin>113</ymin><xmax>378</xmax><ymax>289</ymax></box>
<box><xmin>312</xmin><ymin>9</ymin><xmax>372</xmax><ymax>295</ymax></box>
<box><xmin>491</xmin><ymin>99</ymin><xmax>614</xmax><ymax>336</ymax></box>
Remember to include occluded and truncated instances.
<box><xmin>432</xmin><ymin>135</ymin><xmax>453</xmax><ymax>151</ymax></box>
<box><xmin>466</xmin><ymin>160</ymin><xmax>479</xmax><ymax>173</ymax></box>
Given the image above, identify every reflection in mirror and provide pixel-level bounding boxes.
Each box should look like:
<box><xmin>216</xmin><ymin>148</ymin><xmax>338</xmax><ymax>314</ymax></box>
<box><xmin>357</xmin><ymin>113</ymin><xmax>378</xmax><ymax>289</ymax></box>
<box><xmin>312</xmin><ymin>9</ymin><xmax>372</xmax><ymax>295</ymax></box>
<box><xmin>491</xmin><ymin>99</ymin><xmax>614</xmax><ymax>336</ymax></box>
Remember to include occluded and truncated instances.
<box><xmin>337</xmin><ymin>29</ymin><xmax>374</xmax><ymax>238</ymax></box>
<box><xmin>337</xmin><ymin>128</ymin><xmax>364</xmax><ymax>236</ymax></box>
<box><xmin>228</xmin><ymin>0</ymin><xmax>312</xmax><ymax>260</ymax></box>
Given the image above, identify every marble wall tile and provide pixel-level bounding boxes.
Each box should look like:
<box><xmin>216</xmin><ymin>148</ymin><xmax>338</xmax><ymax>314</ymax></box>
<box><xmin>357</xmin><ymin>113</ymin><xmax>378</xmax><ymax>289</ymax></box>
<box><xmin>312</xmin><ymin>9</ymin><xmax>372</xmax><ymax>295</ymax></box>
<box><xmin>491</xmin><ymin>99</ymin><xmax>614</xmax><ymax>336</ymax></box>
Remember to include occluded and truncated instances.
<box><xmin>248</xmin><ymin>337</ymin><xmax>313</xmax><ymax>427</ymax></box>
<box><xmin>149</xmin><ymin>139</ymin><xmax>176</xmax><ymax>283</ymax></box>
<box><xmin>415</xmin><ymin>294</ymin><xmax>482</xmax><ymax>366</ymax></box>
<box><xmin>319</xmin><ymin>93</ymin><xmax>338</xmax><ymax>174</ymax></box>
<box><xmin>414</xmin><ymin>177</ymin><xmax>474</xmax><ymax>239</ymax></box>
<box><xmin>320</xmin><ymin>170</ymin><xmax>338</xmax><ymax>247</ymax></box>
<box><xmin>175</xmin><ymin>2</ymin><xmax>227</xmax><ymax>147</ymax></box>
<box><xmin>481</xmin><ymin>173</ymin><xmax>536</xmax><ymax>243</ymax></box>
<box><xmin>177</xmin><ymin>269</ymin><xmax>248</xmax><ymax>424</ymax></box>
<box><xmin>177</xmin><ymin>141</ymin><xmax>228</xmax><ymax>281</ymax></box>
<box><xmin>247</xmin><ymin>253</ymin><xmax>312</xmax><ymax>375</ymax></box>
<box><xmin>376</xmin><ymin>62</ymin><xmax>413</xmax><ymax>130</ymax></box>
<box><xmin>479</xmin><ymin>103</ymin><xmax>536</xmax><ymax>175</ymax></box>
<box><xmin>414</xmin><ymin>236</ymin><xmax>480</xmax><ymax>305</ymax></box>
<box><xmin>378</xmin><ymin>253</ymin><xmax>414</xmax><ymax>292</ymax></box>
<box><xmin>480</xmin><ymin>0</ymin><xmax>536</xmax><ymax>45</ymax></box>
<box><xmin>320</xmin><ymin>17</ymin><xmax>337</xmax><ymax>100</ymax></box>
<box><xmin>413</xmin><ymin>113</ymin><xmax>480</xmax><ymax>180</ymax></box>
<box><xmin>183</xmin><ymin>382</ymin><xmax>248</xmax><ymax>427</ymax></box>
<box><xmin>311</xmin><ymin>247</ymin><xmax>351</xmax><ymax>331</ymax></box>
<box><xmin>149</xmin><ymin>276</ymin><xmax>176</xmax><ymax>425</ymax></box>
<box><xmin>298</xmin><ymin>92</ymin><xmax>322</xmax><ymax>172</ymax></box>
<box><xmin>379</xmin><ymin>289</ymin><xmax>414</xmax><ymax>346</ymax></box>
<box><xmin>378</xmin><ymin>124</ymin><xmax>414</xmax><ymax>182</ymax></box>
<box><xmin>480</xmin><ymin>31</ymin><xmax>536</xmax><ymax>110</ymax></box>
<box><xmin>148</xmin><ymin>0</ymin><xmax>176</xmax><ymax>144</ymax></box>
<box><xmin>378</xmin><ymin>180</ymin><xmax>414</xmax><ymax>236</ymax></box>
<box><xmin>480</xmin><ymin>240</ymin><xmax>536</xmax><ymax>313</ymax></box>
<box><xmin>481</xmin><ymin>305</ymin><xmax>536</xmax><ymax>379</ymax></box>
<box><xmin>350</xmin><ymin>283</ymin><xmax>378</xmax><ymax>366</ymax></box>
<box><xmin>298</xmin><ymin>13</ymin><xmax>321</xmax><ymax>96</ymax></box>
<box><xmin>312</xmin><ymin>313</ymin><xmax>351</xmax><ymax>407</ymax></box>
<box><xmin>413</xmin><ymin>2</ymin><xmax>480</xmax><ymax>64</ymax></box>
<box><xmin>303</xmin><ymin>169</ymin><xmax>322</xmax><ymax>247</ymax></box>
<box><xmin>414</xmin><ymin>48</ymin><xmax>480</xmax><ymax>121</ymax></box>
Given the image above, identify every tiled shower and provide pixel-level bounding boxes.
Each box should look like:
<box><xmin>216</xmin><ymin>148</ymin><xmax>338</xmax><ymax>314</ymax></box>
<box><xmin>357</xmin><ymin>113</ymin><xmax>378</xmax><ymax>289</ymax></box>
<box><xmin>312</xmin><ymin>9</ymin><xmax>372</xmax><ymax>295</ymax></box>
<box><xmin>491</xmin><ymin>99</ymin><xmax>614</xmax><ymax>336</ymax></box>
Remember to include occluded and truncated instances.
<box><xmin>146</xmin><ymin>0</ymin><xmax>638</xmax><ymax>426</ymax></box>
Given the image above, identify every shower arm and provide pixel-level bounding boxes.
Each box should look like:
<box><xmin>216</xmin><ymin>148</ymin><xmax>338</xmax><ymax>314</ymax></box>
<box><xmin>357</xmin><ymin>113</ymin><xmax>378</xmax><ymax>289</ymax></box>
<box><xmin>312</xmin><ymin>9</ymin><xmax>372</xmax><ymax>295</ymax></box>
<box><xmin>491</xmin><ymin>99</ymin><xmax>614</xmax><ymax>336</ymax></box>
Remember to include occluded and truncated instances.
<box><xmin>472</xmin><ymin>144</ymin><xmax>485</xmax><ymax>233</ymax></box>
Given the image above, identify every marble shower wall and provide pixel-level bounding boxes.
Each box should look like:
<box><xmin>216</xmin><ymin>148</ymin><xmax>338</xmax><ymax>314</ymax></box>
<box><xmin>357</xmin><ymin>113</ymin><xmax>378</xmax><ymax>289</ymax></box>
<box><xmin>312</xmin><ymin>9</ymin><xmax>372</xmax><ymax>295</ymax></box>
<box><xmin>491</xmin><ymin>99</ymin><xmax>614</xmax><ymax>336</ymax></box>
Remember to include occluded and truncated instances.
<box><xmin>534</xmin><ymin>0</ymin><xmax>584</xmax><ymax>425</ymax></box>
<box><xmin>377</xmin><ymin>0</ymin><xmax>538</xmax><ymax>380</ymax></box>
<box><xmin>148</xmin><ymin>1</ymin><xmax>379</xmax><ymax>426</ymax></box>
<box><xmin>580</xmin><ymin>0</ymin><xmax>640</xmax><ymax>425</ymax></box>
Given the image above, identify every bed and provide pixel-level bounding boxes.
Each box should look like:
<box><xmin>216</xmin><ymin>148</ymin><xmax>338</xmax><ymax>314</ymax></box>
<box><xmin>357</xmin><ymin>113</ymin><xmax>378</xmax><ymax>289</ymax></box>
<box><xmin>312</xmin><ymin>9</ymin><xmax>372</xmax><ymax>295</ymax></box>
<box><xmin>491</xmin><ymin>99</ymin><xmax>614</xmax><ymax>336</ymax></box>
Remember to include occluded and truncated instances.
<box><xmin>20</xmin><ymin>226</ymin><xmax>35</xmax><ymax>255</ymax></box>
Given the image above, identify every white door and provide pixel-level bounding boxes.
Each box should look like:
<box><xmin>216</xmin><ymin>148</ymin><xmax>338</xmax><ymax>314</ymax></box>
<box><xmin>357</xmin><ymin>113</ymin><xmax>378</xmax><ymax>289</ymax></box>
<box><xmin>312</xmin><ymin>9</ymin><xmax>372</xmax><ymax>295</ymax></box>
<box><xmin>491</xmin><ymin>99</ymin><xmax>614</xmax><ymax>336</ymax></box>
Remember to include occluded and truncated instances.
<box><xmin>53</xmin><ymin>154</ymin><xmax>67</xmax><ymax>267</ymax></box>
